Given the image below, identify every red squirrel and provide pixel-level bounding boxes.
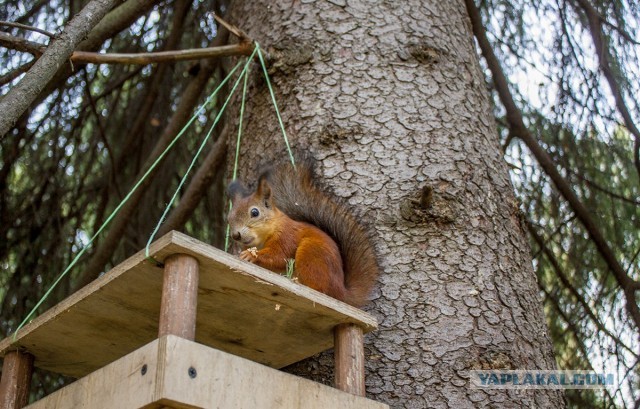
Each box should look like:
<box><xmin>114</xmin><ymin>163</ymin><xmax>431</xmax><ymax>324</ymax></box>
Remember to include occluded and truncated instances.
<box><xmin>227</xmin><ymin>161</ymin><xmax>379</xmax><ymax>307</ymax></box>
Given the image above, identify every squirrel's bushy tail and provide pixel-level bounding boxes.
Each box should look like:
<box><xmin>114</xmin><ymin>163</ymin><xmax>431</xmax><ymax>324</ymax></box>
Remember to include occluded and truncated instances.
<box><xmin>263</xmin><ymin>160</ymin><xmax>379</xmax><ymax>307</ymax></box>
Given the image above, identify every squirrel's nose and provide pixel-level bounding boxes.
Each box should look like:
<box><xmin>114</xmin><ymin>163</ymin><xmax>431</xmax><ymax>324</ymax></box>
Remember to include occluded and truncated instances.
<box><xmin>232</xmin><ymin>232</ymin><xmax>241</xmax><ymax>241</ymax></box>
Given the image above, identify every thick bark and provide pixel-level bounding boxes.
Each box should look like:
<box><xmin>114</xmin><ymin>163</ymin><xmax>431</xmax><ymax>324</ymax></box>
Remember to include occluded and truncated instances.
<box><xmin>0</xmin><ymin>0</ymin><xmax>119</xmax><ymax>138</ymax></box>
<box><xmin>227</xmin><ymin>1</ymin><xmax>563</xmax><ymax>407</ymax></box>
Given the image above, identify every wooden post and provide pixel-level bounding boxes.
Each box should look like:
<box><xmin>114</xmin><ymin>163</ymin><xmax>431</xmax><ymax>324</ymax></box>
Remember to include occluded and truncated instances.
<box><xmin>334</xmin><ymin>323</ymin><xmax>365</xmax><ymax>397</ymax></box>
<box><xmin>0</xmin><ymin>350</ymin><xmax>34</xmax><ymax>409</ymax></box>
<box><xmin>158</xmin><ymin>254</ymin><xmax>199</xmax><ymax>340</ymax></box>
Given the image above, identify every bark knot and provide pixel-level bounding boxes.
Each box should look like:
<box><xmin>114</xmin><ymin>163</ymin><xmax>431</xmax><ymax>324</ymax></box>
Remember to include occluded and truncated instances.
<box><xmin>265</xmin><ymin>40</ymin><xmax>314</xmax><ymax>76</ymax></box>
<box><xmin>469</xmin><ymin>349</ymin><xmax>515</xmax><ymax>370</ymax></box>
<box><xmin>398</xmin><ymin>44</ymin><xmax>443</xmax><ymax>67</ymax></box>
<box><xmin>400</xmin><ymin>184</ymin><xmax>461</xmax><ymax>224</ymax></box>
<box><xmin>319</xmin><ymin>124</ymin><xmax>363</xmax><ymax>146</ymax></box>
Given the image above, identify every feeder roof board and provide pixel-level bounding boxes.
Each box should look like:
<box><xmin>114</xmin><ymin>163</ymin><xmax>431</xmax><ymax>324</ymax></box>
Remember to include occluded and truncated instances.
<box><xmin>0</xmin><ymin>231</ymin><xmax>378</xmax><ymax>379</ymax></box>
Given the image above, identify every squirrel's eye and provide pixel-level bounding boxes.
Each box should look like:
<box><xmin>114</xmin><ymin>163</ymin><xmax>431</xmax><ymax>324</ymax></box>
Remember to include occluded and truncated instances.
<box><xmin>250</xmin><ymin>208</ymin><xmax>260</xmax><ymax>218</ymax></box>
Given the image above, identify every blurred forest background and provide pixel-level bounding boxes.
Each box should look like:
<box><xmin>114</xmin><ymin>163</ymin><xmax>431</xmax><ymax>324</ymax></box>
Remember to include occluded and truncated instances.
<box><xmin>0</xmin><ymin>0</ymin><xmax>638</xmax><ymax>407</ymax></box>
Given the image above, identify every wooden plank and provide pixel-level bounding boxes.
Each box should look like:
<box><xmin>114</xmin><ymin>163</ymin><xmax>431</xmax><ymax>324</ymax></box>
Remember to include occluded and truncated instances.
<box><xmin>157</xmin><ymin>336</ymin><xmax>387</xmax><ymax>409</ymax></box>
<box><xmin>25</xmin><ymin>340</ymin><xmax>158</xmax><ymax>409</ymax></box>
<box><xmin>334</xmin><ymin>324</ymin><xmax>365</xmax><ymax>396</ymax></box>
<box><xmin>0</xmin><ymin>231</ymin><xmax>377</xmax><ymax>378</ymax></box>
<box><xmin>158</xmin><ymin>254</ymin><xmax>199</xmax><ymax>340</ymax></box>
<box><xmin>0</xmin><ymin>351</ymin><xmax>34</xmax><ymax>409</ymax></box>
<box><xmin>26</xmin><ymin>336</ymin><xmax>388</xmax><ymax>409</ymax></box>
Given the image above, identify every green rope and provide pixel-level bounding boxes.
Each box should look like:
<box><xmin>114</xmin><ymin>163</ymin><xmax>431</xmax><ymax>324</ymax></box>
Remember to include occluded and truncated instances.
<box><xmin>14</xmin><ymin>54</ymin><xmax>251</xmax><ymax>338</ymax></box>
<box><xmin>224</xmin><ymin>42</ymin><xmax>297</xmax><ymax>252</ymax></box>
<box><xmin>224</xmin><ymin>59</ymin><xmax>251</xmax><ymax>252</ymax></box>
<box><xmin>256</xmin><ymin>43</ymin><xmax>295</xmax><ymax>167</ymax></box>
<box><xmin>148</xmin><ymin>46</ymin><xmax>257</xmax><ymax>257</ymax></box>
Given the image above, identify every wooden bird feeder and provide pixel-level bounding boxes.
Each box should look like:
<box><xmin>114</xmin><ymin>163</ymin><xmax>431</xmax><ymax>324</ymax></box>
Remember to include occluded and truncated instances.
<box><xmin>0</xmin><ymin>231</ymin><xmax>387</xmax><ymax>409</ymax></box>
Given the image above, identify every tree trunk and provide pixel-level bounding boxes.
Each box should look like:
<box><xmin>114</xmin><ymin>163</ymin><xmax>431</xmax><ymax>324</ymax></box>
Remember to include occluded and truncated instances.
<box><xmin>227</xmin><ymin>1</ymin><xmax>564</xmax><ymax>407</ymax></box>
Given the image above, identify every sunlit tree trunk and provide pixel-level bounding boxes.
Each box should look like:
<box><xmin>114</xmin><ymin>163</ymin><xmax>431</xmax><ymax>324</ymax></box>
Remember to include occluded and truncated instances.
<box><xmin>227</xmin><ymin>1</ymin><xmax>564</xmax><ymax>407</ymax></box>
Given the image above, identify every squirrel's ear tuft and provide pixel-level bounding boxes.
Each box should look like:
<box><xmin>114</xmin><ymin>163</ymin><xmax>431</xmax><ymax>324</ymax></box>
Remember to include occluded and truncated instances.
<box><xmin>256</xmin><ymin>176</ymin><xmax>272</xmax><ymax>206</ymax></box>
<box><xmin>227</xmin><ymin>180</ymin><xmax>248</xmax><ymax>203</ymax></box>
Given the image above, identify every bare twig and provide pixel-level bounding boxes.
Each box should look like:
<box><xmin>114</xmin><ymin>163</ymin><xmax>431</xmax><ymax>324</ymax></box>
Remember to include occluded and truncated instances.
<box><xmin>570</xmin><ymin>170</ymin><xmax>640</xmax><ymax>206</ymax></box>
<box><xmin>572</xmin><ymin>0</ymin><xmax>640</xmax><ymax>181</ymax></box>
<box><xmin>540</xmin><ymin>286</ymin><xmax>619</xmax><ymax>405</ymax></box>
<box><xmin>70</xmin><ymin>42</ymin><xmax>254</xmax><ymax>65</ymax></box>
<box><xmin>528</xmin><ymin>220</ymin><xmax>637</xmax><ymax>357</ymax></box>
<box><xmin>107</xmin><ymin>0</ymin><xmax>193</xmax><ymax>188</ymax></box>
<box><xmin>0</xmin><ymin>31</ymin><xmax>45</xmax><ymax>56</ymax></box>
<box><xmin>81</xmin><ymin>67</ymin><xmax>143</xmax><ymax>106</ymax></box>
<box><xmin>158</xmin><ymin>126</ymin><xmax>228</xmax><ymax>236</ymax></box>
<box><xmin>568</xmin><ymin>1</ymin><xmax>640</xmax><ymax>46</ymax></box>
<box><xmin>16</xmin><ymin>0</ymin><xmax>49</xmax><ymax>24</ymax></box>
<box><xmin>0</xmin><ymin>0</ymin><xmax>120</xmax><ymax>138</ymax></box>
<box><xmin>2</xmin><ymin>34</ymin><xmax>253</xmax><ymax>66</ymax></box>
<box><xmin>0</xmin><ymin>60</ymin><xmax>35</xmax><ymax>86</ymax></box>
<box><xmin>211</xmin><ymin>13</ymin><xmax>250</xmax><ymax>42</ymax></box>
<box><xmin>81</xmin><ymin>0</ymin><xmax>162</xmax><ymax>52</ymax></box>
<box><xmin>529</xmin><ymin>215</ymin><xmax>577</xmax><ymax>259</ymax></box>
<box><xmin>82</xmin><ymin>69</ymin><xmax>121</xmax><ymax>199</ymax></box>
<box><xmin>18</xmin><ymin>0</ymin><xmax>163</xmax><ymax>121</ymax></box>
<box><xmin>0</xmin><ymin>21</ymin><xmax>55</xmax><ymax>39</ymax></box>
<box><xmin>73</xmin><ymin>44</ymin><xmax>225</xmax><ymax>290</ymax></box>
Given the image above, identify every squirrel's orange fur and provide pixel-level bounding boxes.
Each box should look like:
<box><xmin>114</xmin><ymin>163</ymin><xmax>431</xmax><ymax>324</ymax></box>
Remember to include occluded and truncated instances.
<box><xmin>227</xmin><ymin>161</ymin><xmax>379</xmax><ymax>307</ymax></box>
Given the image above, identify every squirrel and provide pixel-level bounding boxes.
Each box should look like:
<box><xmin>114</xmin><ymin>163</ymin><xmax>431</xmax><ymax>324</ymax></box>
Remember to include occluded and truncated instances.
<box><xmin>226</xmin><ymin>160</ymin><xmax>379</xmax><ymax>307</ymax></box>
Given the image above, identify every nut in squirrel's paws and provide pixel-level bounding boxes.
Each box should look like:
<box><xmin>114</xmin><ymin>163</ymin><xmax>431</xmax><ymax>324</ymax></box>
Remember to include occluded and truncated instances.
<box><xmin>239</xmin><ymin>247</ymin><xmax>258</xmax><ymax>262</ymax></box>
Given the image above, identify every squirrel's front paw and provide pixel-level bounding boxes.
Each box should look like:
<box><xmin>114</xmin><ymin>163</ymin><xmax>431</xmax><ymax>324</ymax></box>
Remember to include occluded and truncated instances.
<box><xmin>239</xmin><ymin>247</ymin><xmax>258</xmax><ymax>263</ymax></box>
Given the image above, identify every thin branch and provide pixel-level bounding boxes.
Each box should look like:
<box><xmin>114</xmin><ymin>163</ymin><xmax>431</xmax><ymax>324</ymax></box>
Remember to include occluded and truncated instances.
<box><xmin>464</xmin><ymin>0</ymin><xmax>640</xmax><ymax>330</ymax></box>
<box><xmin>501</xmin><ymin>128</ymin><xmax>515</xmax><ymax>152</ymax></box>
<box><xmin>570</xmin><ymin>2</ymin><xmax>640</xmax><ymax>46</ymax></box>
<box><xmin>80</xmin><ymin>66</ymin><xmax>143</xmax><ymax>106</ymax></box>
<box><xmin>157</xmin><ymin>126</ymin><xmax>228</xmax><ymax>236</ymax></box>
<box><xmin>570</xmin><ymin>170</ymin><xmax>640</xmax><ymax>206</ymax></box>
<box><xmin>540</xmin><ymin>286</ymin><xmax>619</xmax><ymax>405</ymax></box>
<box><xmin>557</xmin><ymin>0</ymin><xmax>597</xmax><ymax>98</ymax></box>
<box><xmin>82</xmin><ymin>69</ymin><xmax>121</xmax><ymax>199</ymax></box>
<box><xmin>572</xmin><ymin>0</ymin><xmax>640</xmax><ymax>181</ymax></box>
<box><xmin>2</xmin><ymin>34</ymin><xmax>253</xmax><ymax>66</ymax></box>
<box><xmin>70</xmin><ymin>42</ymin><xmax>254</xmax><ymax>65</ymax></box>
<box><xmin>0</xmin><ymin>31</ymin><xmax>45</xmax><ymax>56</ymax></box>
<box><xmin>16</xmin><ymin>0</ymin><xmax>49</xmax><ymax>24</ymax></box>
<box><xmin>627</xmin><ymin>245</ymin><xmax>640</xmax><ymax>275</ymax></box>
<box><xmin>529</xmin><ymin>214</ymin><xmax>577</xmax><ymax>259</ymax></box>
<box><xmin>0</xmin><ymin>60</ymin><xmax>35</xmax><ymax>86</ymax></box>
<box><xmin>107</xmin><ymin>0</ymin><xmax>195</xmax><ymax>191</ymax></box>
<box><xmin>528</xmin><ymin>219</ymin><xmax>638</xmax><ymax>357</ymax></box>
<box><xmin>17</xmin><ymin>0</ymin><xmax>164</xmax><ymax>126</ymax></box>
<box><xmin>80</xmin><ymin>0</ymin><xmax>162</xmax><ymax>52</ymax></box>
<box><xmin>87</xmin><ymin>0</ymin><xmax>219</xmax><ymax>212</ymax></box>
<box><xmin>620</xmin><ymin>356</ymin><xmax>639</xmax><ymax>409</ymax></box>
<box><xmin>211</xmin><ymin>13</ymin><xmax>250</xmax><ymax>42</ymax></box>
<box><xmin>0</xmin><ymin>0</ymin><xmax>120</xmax><ymax>138</ymax></box>
<box><xmin>73</xmin><ymin>46</ymin><xmax>223</xmax><ymax>290</ymax></box>
<box><xmin>0</xmin><ymin>21</ymin><xmax>55</xmax><ymax>39</ymax></box>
